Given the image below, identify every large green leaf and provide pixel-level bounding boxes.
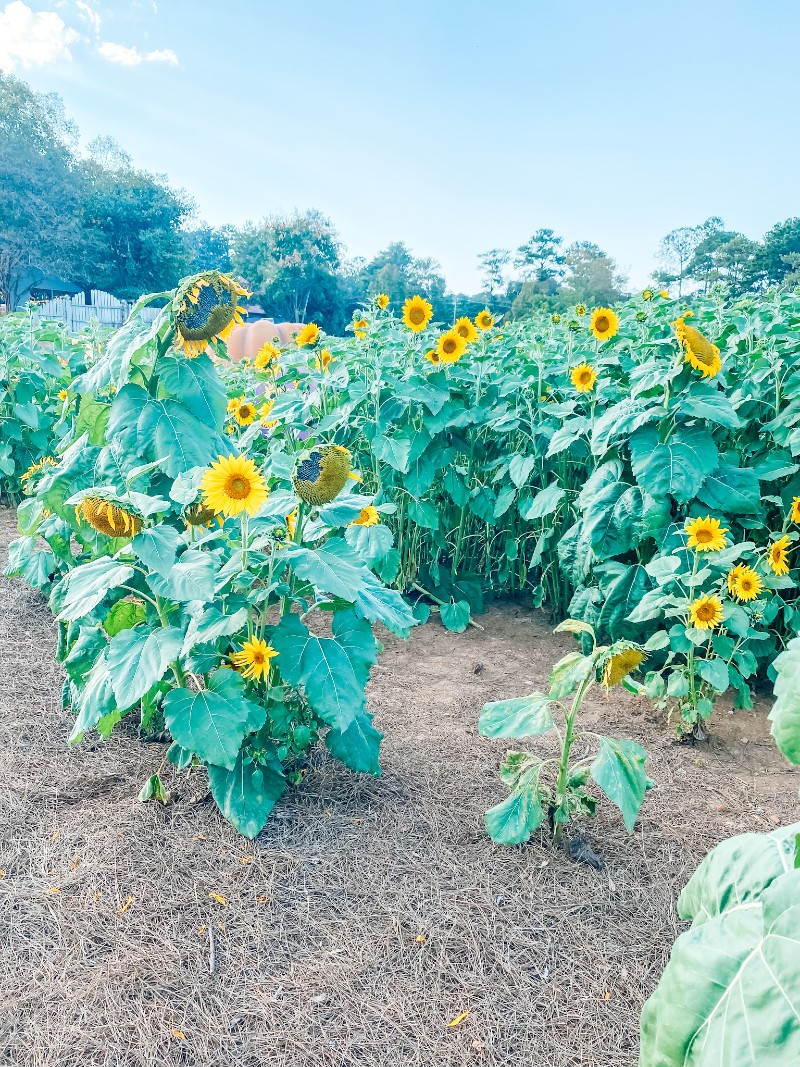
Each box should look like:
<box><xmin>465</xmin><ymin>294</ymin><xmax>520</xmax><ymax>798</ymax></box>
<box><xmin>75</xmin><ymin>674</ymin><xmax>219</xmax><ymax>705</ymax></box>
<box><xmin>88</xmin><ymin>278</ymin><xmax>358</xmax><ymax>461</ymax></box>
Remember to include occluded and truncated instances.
<box><xmin>523</xmin><ymin>482</ymin><xmax>565</xmax><ymax>521</ymax></box>
<box><xmin>207</xmin><ymin>749</ymin><xmax>286</xmax><ymax>839</ymax></box>
<box><xmin>270</xmin><ymin>609</ymin><xmax>377</xmax><ymax>732</ymax></box>
<box><xmin>596</xmin><ymin>564</ymin><xmax>652</xmax><ymax>640</ymax></box>
<box><xmin>629</xmin><ymin>425</ymin><xmax>718</xmax><ymax>503</ymax></box>
<box><xmin>131</xmin><ymin>525</ymin><xmax>183</xmax><ymax>578</ymax></box>
<box><xmin>69</xmin><ymin>652</ymin><xmax>116</xmax><ymax>743</ymax></box>
<box><xmin>55</xmin><ymin>556</ymin><xmax>135</xmax><ymax>622</ymax></box>
<box><xmin>163</xmin><ymin>669</ymin><xmax>266</xmax><ymax>769</ymax></box>
<box><xmin>284</xmin><ymin>541</ymin><xmax>366</xmax><ymax>601</ymax></box>
<box><xmin>639</xmin><ymin>825</ymin><xmax>800</xmax><ymax>1067</ymax></box>
<box><xmin>590</xmin><ymin>736</ymin><xmax>649</xmax><ymax>832</ymax></box>
<box><xmin>106</xmin><ymin>625</ymin><xmax>184</xmax><ymax>711</ymax></box>
<box><xmin>696</xmin><ymin>462</ymin><xmax>761</xmax><ymax>515</ymax></box>
<box><xmin>146</xmin><ymin>548</ymin><xmax>217</xmax><ymax>602</ymax></box>
<box><xmin>325</xmin><ymin>711</ymin><xmax>383</xmax><ymax>775</ymax></box>
<box><xmin>485</xmin><ymin>765</ymin><xmax>545</xmax><ymax>845</ymax></box>
<box><xmin>677</xmin><ymin>384</ymin><xmax>741</xmax><ymax>430</ymax></box>
<box><xmin>769</xmin><ymin>637</ymin><xmax>800</xmax><ymax>763</ymax></box>
<box><xmin>479</xmin><ymin>693</ymin><xmax>554</xmax><ymax>738</ymax></box>
<box><xmin>157</xmin><ymin>353</ymin><xmax>226</xmax><ymax>430</ymax></box>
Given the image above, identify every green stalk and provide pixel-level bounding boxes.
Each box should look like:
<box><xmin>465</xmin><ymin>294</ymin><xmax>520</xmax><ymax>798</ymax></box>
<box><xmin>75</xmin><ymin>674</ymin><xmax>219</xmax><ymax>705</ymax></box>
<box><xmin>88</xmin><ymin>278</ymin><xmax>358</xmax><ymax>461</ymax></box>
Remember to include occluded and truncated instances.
<box><xmin>552</xmin><ymin>674</ymin><xmax>593</xmax><ymax>846</ymax></box>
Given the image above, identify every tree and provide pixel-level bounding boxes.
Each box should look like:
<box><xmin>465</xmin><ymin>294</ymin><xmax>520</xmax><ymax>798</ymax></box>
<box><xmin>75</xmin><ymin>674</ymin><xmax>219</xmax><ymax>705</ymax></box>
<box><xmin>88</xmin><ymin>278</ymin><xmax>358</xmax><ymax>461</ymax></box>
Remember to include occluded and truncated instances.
<box><xmin>359</xmin><ymin>242</ymin><xmax>448</xmax><ymax>318</ymax></box>
<box><xmin>232</xmin><ymin>210</ymin><xmax>345</xmax><ymax>329</ymax></box>
<box><xmin>559</xmin><ymin>241</ymin><xmax>626</xmax><ymax>307</ymax></box>
<box><xmin>757</xmin><ymin>218</ymin><xmax>800</xmax><ymax>287</ymax></box>
<box><xmin>515</xmin><ymin>229</ymin><xmax>565</xmax><ymax>283</ymax></box>
<box><xmin>186</xmin><ymin>224</ymin><xmax>235</xmax><ymax>274</ymax></box>
<box><xmin>477</xmin><ymin>248</ymin><xmax>511</xmax><ymax>295</ymax></box>
<box><xmin>656</xmin><ymin>219</ymin><xmax>723</xmax><ymax>297</ymax></box>
<box><xmin>0</xmin><ymin>73</ymin><xmax>83</xmax><ymax>309</ymax></box>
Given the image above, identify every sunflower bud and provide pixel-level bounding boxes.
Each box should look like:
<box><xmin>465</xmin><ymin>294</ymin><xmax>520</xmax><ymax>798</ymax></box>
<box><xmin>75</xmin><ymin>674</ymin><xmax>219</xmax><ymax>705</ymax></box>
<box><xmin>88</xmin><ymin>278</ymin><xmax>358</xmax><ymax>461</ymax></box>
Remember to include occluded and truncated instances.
<box><xmin>292</xmin><ymin>445</ymin><xmax>352</xmax><ymax>506</ymax></box>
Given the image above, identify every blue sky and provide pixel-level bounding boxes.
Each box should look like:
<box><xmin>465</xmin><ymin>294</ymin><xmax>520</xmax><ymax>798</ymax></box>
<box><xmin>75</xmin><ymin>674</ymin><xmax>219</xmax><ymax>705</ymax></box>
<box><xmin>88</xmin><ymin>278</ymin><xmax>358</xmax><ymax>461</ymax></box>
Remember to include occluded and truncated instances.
<box><xmin>3</xmin><ymin>0</ymin><xmax>800</xmax><ymax>293</ymax></box>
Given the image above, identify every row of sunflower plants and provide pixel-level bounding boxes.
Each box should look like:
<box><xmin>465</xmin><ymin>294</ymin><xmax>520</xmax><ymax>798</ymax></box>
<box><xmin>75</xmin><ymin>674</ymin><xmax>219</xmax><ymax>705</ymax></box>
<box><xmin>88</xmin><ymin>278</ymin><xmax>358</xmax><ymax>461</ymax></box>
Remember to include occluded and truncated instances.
<box><xmin>220</xmin><ymin>286</ymin><xmax>800</xmax><ymax>738</ymax></box>
<box><xmin>0</xmin><ymin>305</ymin><xmax>104</xmax><ymax>500</ymax></box>
<box><xmin>5</xmin><ymin>273</ymin><xmax>417</xmax><ymax>837</ymax></box>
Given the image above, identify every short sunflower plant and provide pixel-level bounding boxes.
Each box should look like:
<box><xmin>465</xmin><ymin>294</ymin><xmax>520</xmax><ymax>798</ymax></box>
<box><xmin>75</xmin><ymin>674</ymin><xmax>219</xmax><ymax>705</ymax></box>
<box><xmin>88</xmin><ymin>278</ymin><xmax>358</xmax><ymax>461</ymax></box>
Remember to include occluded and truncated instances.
<box><xmin>6</xmin><ymin>272</ymin><xmax>417</xmax><ymax>838</ymax></box>
<box><xmin>478</xmin><ymin>619</ymin><xmax>651</xmax><ymax>848</ymax></box>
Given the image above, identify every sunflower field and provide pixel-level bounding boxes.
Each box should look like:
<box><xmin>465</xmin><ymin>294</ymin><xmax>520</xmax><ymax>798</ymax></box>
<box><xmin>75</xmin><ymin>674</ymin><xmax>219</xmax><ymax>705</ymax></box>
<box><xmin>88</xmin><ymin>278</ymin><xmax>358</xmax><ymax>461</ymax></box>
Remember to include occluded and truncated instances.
<box><xmin>7</xmin><ymin>271</ymin><xmax>800</xmax><ymax>837</ymax></box>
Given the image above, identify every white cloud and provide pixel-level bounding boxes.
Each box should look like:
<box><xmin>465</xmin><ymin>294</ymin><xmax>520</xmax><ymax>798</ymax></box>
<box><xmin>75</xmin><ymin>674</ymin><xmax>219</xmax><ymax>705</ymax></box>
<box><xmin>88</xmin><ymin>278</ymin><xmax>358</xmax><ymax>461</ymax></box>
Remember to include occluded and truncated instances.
<box><xmin>0</xmin><ymin>1</ymin><xmax>79</xmax><ymax>72</ymax></box>
<box><xmin>98</xmin><ymin>40</ymin><xmax>178</xmax><ymax>66</ymax></box>
<box><xmin>75</xmin><ymin>0</ymin><xmax>100</xmax><ymax>34</ymax></box>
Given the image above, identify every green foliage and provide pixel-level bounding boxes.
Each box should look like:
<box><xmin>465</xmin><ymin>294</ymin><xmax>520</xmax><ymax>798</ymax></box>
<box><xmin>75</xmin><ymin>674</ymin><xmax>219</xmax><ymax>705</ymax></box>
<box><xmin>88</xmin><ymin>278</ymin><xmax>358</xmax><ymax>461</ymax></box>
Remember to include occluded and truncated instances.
<box><xmin>479</xmin><ymin>621</ymin><xmax>650</xmax><ymax>847</ymax></box>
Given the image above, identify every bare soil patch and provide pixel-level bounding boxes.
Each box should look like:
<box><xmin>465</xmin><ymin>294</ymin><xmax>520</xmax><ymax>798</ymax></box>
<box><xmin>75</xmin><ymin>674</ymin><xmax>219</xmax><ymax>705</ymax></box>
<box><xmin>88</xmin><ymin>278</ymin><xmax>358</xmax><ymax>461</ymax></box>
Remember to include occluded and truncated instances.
<box><xmin>0</xmin><ymin>505</ymin><xmax>797</xmax><ymax>1067</ymax></box>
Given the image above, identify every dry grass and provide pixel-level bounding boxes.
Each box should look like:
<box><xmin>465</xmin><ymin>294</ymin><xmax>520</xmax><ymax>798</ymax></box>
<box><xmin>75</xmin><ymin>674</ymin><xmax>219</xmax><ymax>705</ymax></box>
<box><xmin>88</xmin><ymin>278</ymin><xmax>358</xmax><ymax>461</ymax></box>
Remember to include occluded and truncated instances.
<box><xmin>0</xmin><ymin>506</ymin><xmax>797</xmax><ymax>1066</ymax></box>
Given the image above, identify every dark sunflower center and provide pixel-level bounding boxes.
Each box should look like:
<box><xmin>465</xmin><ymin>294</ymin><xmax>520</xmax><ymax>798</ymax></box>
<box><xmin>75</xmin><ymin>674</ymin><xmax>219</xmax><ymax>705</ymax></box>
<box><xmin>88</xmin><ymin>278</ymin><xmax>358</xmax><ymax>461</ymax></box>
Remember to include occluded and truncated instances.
<box><xmin>596</xmin><ymin>315</ymin><xmax>609</xmax><ymax>332</ymax></box>
<box><xmin>443</xmin><ymin>338</ymin><xmax>457</xmax><ymax>353</ymax></box>
<box><xmin>183</xmin><ymin>283</ymin><xmax>232</xmax><ymax>330</ymax></box>
<box><xmin>409</xmin><ymin>307</ymin><xmax>425</xmax><ymax>324</ymax></box>
<box><xmin>696</xmin><ymin>603</ymin><xmax>714</xmax><ymax>621</ymax></box>
<box><xmin>695</xmin><ymin>529</ymin><xmax>713</xmax><ymax>543</ymax></box>
<box><xmin>226</xmin><ymin>475</ymin><xmax>251</xmax><ymax>499</ymax></box>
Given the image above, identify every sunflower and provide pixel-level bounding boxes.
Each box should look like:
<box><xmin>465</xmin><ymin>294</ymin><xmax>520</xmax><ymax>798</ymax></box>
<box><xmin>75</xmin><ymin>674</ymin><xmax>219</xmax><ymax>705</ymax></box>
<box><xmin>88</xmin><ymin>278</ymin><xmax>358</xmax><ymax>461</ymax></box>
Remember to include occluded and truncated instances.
<box><xmin>353</xmin><ymin>317</ymin><xmax>369</xmax><ymax>340</ymax></box>
<box><xmin>642</xmin><ymin>289</ymin><xmax>653</xmax><ymax>301</ymax></box>
<box><xmin>201</xmin><ymin>455</ymin><xmax>268</xmax><ymax>518</ymax></box>
<box><xmin>571</xmin><ymin>363</ymin><xmax>597</xmax><ymax>393</ymax></box>
<box><xmin>184</xmin><ymin>500</ymin><xmax>216</xmax><ymax>527</ymax></box>
<box><xmin>673</xmin><ymin>317</ymin><xmax>721</xmax><ymax>378</ymax></box>
<box><xmin>552</xmin><ymin>313</ymin><xmax>561</xmax><ymax>324</ymax></box>
<box><xmin>475</xmin><ymin>309</ymin><xmax>494</xmax><ymax>330</ymax></box>
<box><xmin>768</xmin><ymin>535</ymin><xmax>791</xmax><ymax>576</ymax></box>
<box><xmin>313</xmin><ymin>349</ymin><xmax>335</xmax><ymax>372</ymax></box>
<box><xmin>254</xmin><ymin>342</ymin><xmax>280</xmax><ymax>370</ymax></box>
<box><xmin>229</xmin><ymin>396</ymin><xmax>257</xmax><ymax>426</ymax></box>
<box><xmin>689</xmin><ymin>594</ymin><xmax>724</xmax><ymax>630</ymax></box>
<box><xmin>790</xmin><ymin>496</ymin><xmax>800</xmax><ymax>524</ymax></box>
<box><xmin>454</xmin><ymin>316</ymin><xmax>479</xmax><ymax>344</ymax></box>
<box><xmin>349</xmin><ymin>505</ymin><xmax>380</xmax><ymax>527</ymax></box>
<box><xmin>230</xmin><ymin>637</ymin><xmax>278</xmax><ymax>682</ymax></box>
<box><xmin>285</xmin><ymin>509</ymin><xmax>298</xmax><ymax>538</ymax></box>
<box><xmin>590</xmin><ymin>307</ymin><xmax>619</xmax><ymax>342</ymax></box>
<box><xmin>173</xmin><ymin>272</ymin><xmax>249</xmax><ymax>357</ymax></box>
<box><xmin>684</xmin><ymin>516</ymin><xmax>728</xmax><ymax>552</ymax></box>
<box><xmin>402</xmin><ymin>294</ymin><xmax>434</xmax><ymax>332</ymax></box>
<box><xmin>296</xmin><ymin>322</ymin><xmax>321</xmax><ymax>348</ymax></box>
<box><xmin>376</xmin><ymin>293</ymin><xmax>390</xmax><ymax>309</ymax></box>
<box><xmin>436</xmin><ymin>329</ymin><xmax>467</xmax><ymax>364</ymax></box>
<box><xmin>601</xmin><ymin>646</ymin><xmax>646</xmax><ymax>690</ymax></box>
<box><xmin>260</xmin><ymin>401</ymin><xmax>279</xmax><ymax>428</ymax></box>
<box><xmin>424</xmin><ymin>349</ymin><xmax>441</xmax><ymax>366</ymax></box>
<box><xmin>727</xmin><ymin>563</ymin><xmax>746</xmax><ymax>596</ymax></box>
<box><xmin>57</xmin><ymin>388</ymin><xmax>68</xmax><ymax>402</ymax></box>
<box><xmin>77</xmin><ymin>497</ymin><xmax>142</xmax><ymax>538</ymax></box>
<box><xmin>575</xmin><ymin>304</ymin><xmax>587</xmax><ymax>317</ymax></box>
<box><xmin>729</xmin><ymin>565</ymin><xmax>764</xmax><ymax>602</ymax></box>
<box><xmin>292</xmin><ymin>445</ymin><xmax>352</xmax><ymax>505</ymax></box>
<box><xmin>659</xmin><ymin>290</ymin><xmax>669</xmax><ymax>299</ymax></box>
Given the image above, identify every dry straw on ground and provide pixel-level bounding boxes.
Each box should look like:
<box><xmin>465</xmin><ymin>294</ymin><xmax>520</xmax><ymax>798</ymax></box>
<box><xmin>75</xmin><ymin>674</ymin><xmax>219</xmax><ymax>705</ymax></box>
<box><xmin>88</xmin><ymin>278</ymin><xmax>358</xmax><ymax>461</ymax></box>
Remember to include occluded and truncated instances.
<box><xmin>0</xmin><ymin>508</ymin><xmax>797</xmax><ymax>1066</ymax></box>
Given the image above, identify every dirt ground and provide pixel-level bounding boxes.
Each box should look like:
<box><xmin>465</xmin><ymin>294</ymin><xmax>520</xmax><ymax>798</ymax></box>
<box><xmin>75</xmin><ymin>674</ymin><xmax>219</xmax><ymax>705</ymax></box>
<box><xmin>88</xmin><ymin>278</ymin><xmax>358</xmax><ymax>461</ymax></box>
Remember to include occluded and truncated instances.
<box><xmin>0</xmin><ymin>506</ymin><xmax>797</xmax><ymax>1067</ymax></box>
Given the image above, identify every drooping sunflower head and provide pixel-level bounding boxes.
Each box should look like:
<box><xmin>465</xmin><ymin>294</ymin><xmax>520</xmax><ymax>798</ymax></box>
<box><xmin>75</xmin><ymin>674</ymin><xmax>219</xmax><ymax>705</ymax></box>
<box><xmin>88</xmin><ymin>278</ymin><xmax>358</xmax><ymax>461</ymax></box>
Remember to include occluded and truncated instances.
<box><xmin>254</xmin><ymin>342</ymin><xmax>281</xmax><ymax>370</ymax></box>
<box><xmin>353</xmin><ymin>317</ymin><xmax>369</xmax><ymax>340</ymax></box>
<box><xmin>349</xmin><ymin>505</ymin><xmax>380</xmax><ymax>528</ymax></box>
<box><xmin>768</xmin><ymin>535</ymin><xmax>791</xmax><ymax>576</ymax></box>
<box><xmin>201</xmin><ymin>454</ymin><xmax>269</xmax><ymax>519</ymax></box>
<box><xmin>590</xmin><ymin>307</ymin><xmax>620</xmax><ymax>342</ymax></box>
<box><xmin>230</xmin><ymin>637</ymin><xmax>278</xmax><ymax>682</ymax></box>
<box><xmin>292</xmin><ymin>444</ymin><xmax>352</xmax><ymax>506</ymax></box>
<box><xmin>436</xmin><ymin>329</ymin><xmax>467</xmax><ymax>364</ymax></box>
<box><xmin>790</xmin><ymin>496</ymin><xmax>800</xmax><ymax>524</ymax></box>
<box><xmin>173</xmin><ymin>272</ymin><xmax>248</xmax><ymax>357</ymax></box>
<box><xmin>574</xmin><ymin>304</ymin><xmax>587</xmax><ymax>317</ymax></box>
<box><xmin>184</xmin><ymin>500</ymin><xmax>217</xmax><ymax>527</ymax></box>
<box><xmin>376</xmin><ymin>293</ymin><xmax>390</xmax><ymax>309</ymax></box>
<box><xmin>228</xmin><ymin>396</ymin><xmax>258</xmax><ymax>426</ymax></box>
<box><xmin>454</xmin><ymin>316</ymin><xmax>479</xmax><ymax>344</ymax></box>
<box><xmin>475</xmin><ymin>309</ymin><xmax>494</xmax><ymax>330</ymax></box>
<box><xmin>76</xmin><ymin>497</ymin><xmax>142</xmax><ymax>538</ymax></box>
<box><xmin>600</xmin><ymin>644</ymin><xmax>646</xmax><ymax>690</ymax></box>
<box><xmin>689</xmin><ymin>594</ymin><xmax>724</xmax><ymax>631</ymax></box>
<box><xmin>402</xmin><ymin>294</ymin><xmax>434</xmax><ymax>332</ymax></box>
<box><xmin>296</xmin><ymin>322</ymin><xmax>321</xmax><ymax>348</ymax></box>
<box><xmin>20</xmin><ymin>456</ymin><xmax>55</xmax><ymax>489</ymax></box>
<box><xmin>730</xmin><ymin>565</ymin><xmax>764</xmax><ymax>602</ymax></box>
<box><xmin>673</xmin><ymin>317</ymin><xmax>721</xmax><ymax>378</ymax></box>
<box><xmin>571</xmin><ymin>363</ymin><xmax>597</xmax><ymax>393</ymax></box>
<box><xmin>260</xmin><ymin>401</ymin><xmax>279</xmax><ymax>428</ymax></box>
<box><xmin>642</xmin><ymin>289</ymin><xmax>654</xmax><ymax>301</ymax></box>
<box><xmin>684</xmin><ymin>515</ymin><xmax>728</xmax><ymax>553</ymax></box>
<box><xmin>313</xmin><ymin>348</ymin><xmax>335</xmax><ymax>372</ymax></box>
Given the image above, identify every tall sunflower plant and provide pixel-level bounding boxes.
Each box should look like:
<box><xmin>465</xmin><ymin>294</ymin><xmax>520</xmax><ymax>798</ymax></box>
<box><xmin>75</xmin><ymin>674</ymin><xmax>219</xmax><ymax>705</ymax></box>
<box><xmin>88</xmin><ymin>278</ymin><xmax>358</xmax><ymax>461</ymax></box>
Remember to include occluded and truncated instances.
<box><xmin>6</xmin><ymin>272</ymin><xmax>417</xmax><ymax>838</ymax></box>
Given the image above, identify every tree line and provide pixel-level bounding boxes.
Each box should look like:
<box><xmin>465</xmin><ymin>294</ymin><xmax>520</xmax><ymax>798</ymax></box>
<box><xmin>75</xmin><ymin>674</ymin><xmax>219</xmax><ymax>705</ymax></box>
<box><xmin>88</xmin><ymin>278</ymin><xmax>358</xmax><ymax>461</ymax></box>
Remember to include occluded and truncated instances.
<box><xmin>3</xmin><ymin>72</ymin><xmax>800</xmax><ymax>331</ymax></box>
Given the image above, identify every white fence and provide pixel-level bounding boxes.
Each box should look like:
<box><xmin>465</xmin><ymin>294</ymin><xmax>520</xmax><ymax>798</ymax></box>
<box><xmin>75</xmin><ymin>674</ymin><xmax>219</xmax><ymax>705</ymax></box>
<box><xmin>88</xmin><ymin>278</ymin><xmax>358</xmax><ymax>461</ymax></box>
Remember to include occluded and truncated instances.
<box><xmin>36</xmin><ymin>290</ymin><xmax>159</xmax><ymax>332</ymax></box>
